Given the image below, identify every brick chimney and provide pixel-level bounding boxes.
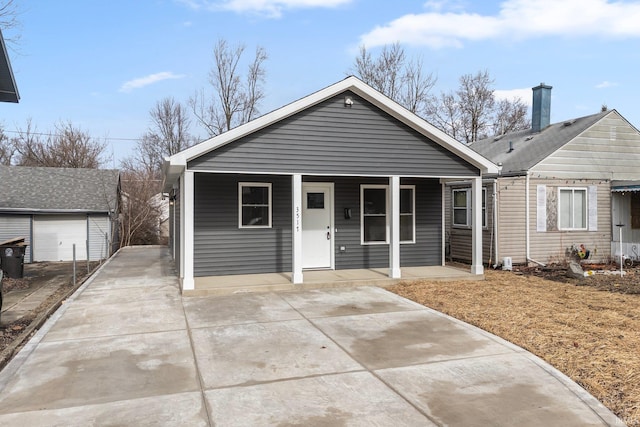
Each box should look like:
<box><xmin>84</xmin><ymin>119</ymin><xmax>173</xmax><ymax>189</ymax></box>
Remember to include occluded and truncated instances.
<box><xmin>531</xmin><ymin>83</ymin><xmax>552</xmax><ymax>132</ymax></box>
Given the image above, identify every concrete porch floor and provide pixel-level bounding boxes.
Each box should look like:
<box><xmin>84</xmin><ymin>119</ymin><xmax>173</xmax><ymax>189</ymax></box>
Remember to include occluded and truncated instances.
<box><xmin>188</xmin><ymin>265</ymin><xmax>480</xmax><ymax>296</ymax></box>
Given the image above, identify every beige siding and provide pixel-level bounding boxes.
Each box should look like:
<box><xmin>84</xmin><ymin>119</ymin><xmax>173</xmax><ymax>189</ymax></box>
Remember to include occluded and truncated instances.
<box><xmin>533</xmin><ymin>111</ymin><xmax>640</xmax><ymax>180</ymax></box>
<box><xmin>496</xmin><ymin>177</ymin><xmax>527</xmax><ymax>263</ymax></box>
<box><xmin>527</xmin><ymin>178</ymin><xmax>611</xmax><ymax>264</ymax></box>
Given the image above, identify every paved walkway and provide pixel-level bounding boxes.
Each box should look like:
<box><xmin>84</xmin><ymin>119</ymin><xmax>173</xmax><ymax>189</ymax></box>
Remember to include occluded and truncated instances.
<box><xmin>0</xmin><ymin>247</ymin><xmax>625</xmax><ymax>426</ymax></box>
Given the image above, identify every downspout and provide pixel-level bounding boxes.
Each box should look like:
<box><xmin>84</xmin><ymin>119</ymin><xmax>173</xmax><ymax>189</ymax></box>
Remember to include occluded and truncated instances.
<box><xmin>525</xmin><ymin>172</ymin><xmax>530</xmax><ymax>264</ymax></box>
<box><xmin>492</xmin><ymin>180</ymin><xmax>498</xmax><ymax>268</ymax></box>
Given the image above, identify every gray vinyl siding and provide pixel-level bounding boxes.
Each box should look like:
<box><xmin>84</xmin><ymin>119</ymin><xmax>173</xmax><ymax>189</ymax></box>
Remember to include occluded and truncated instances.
<box><xmin>88</xmin><ymin>214</ymin><xmax>110</xmax><ymax>261</ymax></box>
<box><xmin>188</xmin><ymin>91</ymin><xmax>479</xmax><ymax>178</ymax></box>
<box><xmin>307</xmin><ymin>176</ymin><xmax>442</xmax><ymax>269</ymax></box>
<box><xmin>400</xmin><ymin>178</ymin><xmax>442</xmax><ymax>266</ymax></box>
<box><xmin>0</xmin><ymin>214</ymin><xmax>32</xmax><ymax>263</ymax></box>
<box><xmin>193</xmin><ymin>173</ymin><xmax>292</xmax><ymax>276</ymax></box>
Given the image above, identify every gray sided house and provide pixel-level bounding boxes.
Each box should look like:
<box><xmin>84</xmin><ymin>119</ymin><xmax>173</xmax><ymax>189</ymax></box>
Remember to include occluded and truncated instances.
<box><xmin>0</xmin><ymin>166</ymin><xmax>120</xmax><ymax>262</ymax></box>
<box><xmin>163</xmin><ymin>77</ymin><xmax>498</xmax><ymax>293</ymax></box>
<box><xmin>446</xmin><ymin>83</ymin><xmax>640</xmax><ymax>266</ymax></box>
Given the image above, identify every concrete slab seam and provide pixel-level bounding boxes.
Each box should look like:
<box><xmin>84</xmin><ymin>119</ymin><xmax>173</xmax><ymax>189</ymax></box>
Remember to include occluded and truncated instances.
<box><xmin>180</xmin><ymin>296</ymin><xmax>214</xmax><ymax>425</ymax></box>
<box><xmin>277</xmin><ymin>293</ymin><xmax>439</xmax><ymax>425</ymax></box>
<box><xmin>0</xmin><ymin>251</ymin><xmax>120</xmax><ymax>393</ymax></box>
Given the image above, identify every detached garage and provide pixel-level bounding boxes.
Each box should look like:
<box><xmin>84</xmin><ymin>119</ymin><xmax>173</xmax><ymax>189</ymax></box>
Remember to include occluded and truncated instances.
<box><xmin>0</xmin><ymin>166</ymin><xmax>120</xmax><ymax>262</ymax></box>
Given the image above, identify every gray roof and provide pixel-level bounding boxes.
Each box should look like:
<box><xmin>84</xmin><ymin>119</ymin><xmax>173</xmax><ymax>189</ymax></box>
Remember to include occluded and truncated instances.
<box><xmin>0</xmin><ymin>166</ymin><xmax>120</xmax><ymax>213</ymax></box>
<box><xmin>470</xmin><ymin>110</ymin><xmax>609</xmax><ymax>176</ymax></box>
<box><xmin>0</xmin><ymin>30</ymin><xmax>18</xmax><ymax>103</ymax></box>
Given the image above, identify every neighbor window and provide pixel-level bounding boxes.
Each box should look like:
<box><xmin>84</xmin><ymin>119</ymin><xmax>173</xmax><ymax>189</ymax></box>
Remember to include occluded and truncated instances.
<box><xmin>632</xmin><ymin>193</ymin><xmax>640</xmax><ymax>229</ymax></box>
<box><xmin>361</xmin><ymin>185</ymin><xmax>387</xmax><ymax>244</ymax></box>
<box><xmin>559</xmin><ymin>188</ymin><xmax>587</xmax><ymax>230</ymax></box>
<box><xmin>239</xmin><ymin>183</ymin><xmax>272</xmax><ymax>228</ymax></box>
<box><xmin>452</xmin><ymin>188</ymin><xmax>486</xmax><ymax>228</ymax></box>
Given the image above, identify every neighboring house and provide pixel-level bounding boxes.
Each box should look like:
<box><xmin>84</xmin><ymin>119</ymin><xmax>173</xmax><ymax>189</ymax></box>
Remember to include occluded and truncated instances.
<box><xmin>151</xmin><ymin>193</ymin><xmax>170</xmax><ymax>243</ymax></box>
<box><xmin>446</xmin><ymin>83</ymin><xmax>640</xmax><ymax>266</ymax></box>
<box><xmin>163</xmin><ymin>76</ymin><xmax>498</xmax><ymax>293</ymax></box>
<box><xmin>0</xmin><ymin>166</ymin><xmax>120</xmax><ymax>262</ymax></box>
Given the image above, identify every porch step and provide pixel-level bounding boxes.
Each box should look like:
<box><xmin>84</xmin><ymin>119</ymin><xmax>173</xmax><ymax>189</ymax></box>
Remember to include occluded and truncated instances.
<box><xmin>183</xmin><ymin>266</ymin><xmax>482</xmax><ymax>297</ymax></box>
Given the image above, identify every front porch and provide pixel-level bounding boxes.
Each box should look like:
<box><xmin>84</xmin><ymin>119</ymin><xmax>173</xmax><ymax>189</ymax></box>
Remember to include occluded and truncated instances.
<box><xmin>184</xmin><ymin>264</ymin><xmax>482</xmax><ymax>296</ymax></box>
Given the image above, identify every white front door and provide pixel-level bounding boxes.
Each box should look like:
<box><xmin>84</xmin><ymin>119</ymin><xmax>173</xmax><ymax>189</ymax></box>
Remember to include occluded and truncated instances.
<box><xmin>302</xmin><ymin>183</ymin><xmax>333</xmax><ymax>269</ymax></box>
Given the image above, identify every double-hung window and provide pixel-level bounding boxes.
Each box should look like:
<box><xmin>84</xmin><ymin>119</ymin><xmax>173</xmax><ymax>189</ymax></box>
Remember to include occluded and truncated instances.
<box><xmin>558</xmin><ymin>188</ymin><xmax>587</xmax><ymax>230</ymax></box>
<box><xmin>400</xmin><ymin>186</ymin><xmax>415</xmax><ymax>243</ymax></box>
<box><xmin>361</xmin><ymin>185</ymin><xmax>387</xmax><ymax>244</ymax></box>
<box><xmin>361</xmin><ymin>185</ymin><xmax>415</xmax><ymax>244</ymax></box>
<box><xmin>452</xmin><ymin>188</ymin><xmax>486</xmax><ymax>228</ymax></box>
<box><xmin>239</xmin><ymin>183</ymin><xmax>272</xmax><ymax>228</ymax></box>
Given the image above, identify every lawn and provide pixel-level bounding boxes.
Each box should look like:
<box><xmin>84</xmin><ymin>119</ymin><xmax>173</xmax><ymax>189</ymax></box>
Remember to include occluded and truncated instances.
<box><xmin>388</xmin><ymin>267</ymin><xmax>640</xmax><ymax>426</ymax></box>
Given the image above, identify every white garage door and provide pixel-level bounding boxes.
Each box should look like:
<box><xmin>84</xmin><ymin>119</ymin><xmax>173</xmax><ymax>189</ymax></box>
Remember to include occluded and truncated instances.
<box><xmin>33</xmin><ymin>215</ymin><xmax>87</xmax><ymax>261</ymax></box>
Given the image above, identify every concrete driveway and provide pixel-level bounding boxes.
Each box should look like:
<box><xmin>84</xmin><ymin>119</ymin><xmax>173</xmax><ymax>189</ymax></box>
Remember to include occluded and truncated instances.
<box><xmin>0</xmin><ymin>247</ymin><xmax>624</xmax><ymax>426</ymax></box>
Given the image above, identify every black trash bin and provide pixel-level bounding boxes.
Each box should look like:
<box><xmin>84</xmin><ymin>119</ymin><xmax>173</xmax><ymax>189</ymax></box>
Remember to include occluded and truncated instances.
<box><xmin>0</xmin><ymin>245</ymin><xmax>26</xmax><ymax>279</ymax></box>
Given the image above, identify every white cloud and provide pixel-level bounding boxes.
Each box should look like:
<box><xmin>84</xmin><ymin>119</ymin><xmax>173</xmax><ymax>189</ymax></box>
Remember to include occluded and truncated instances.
<box><xmin>176</xmin><ymin>0</ymin><xmax>352</xmax><ymax>17</ymax></box>
<box><xmin>360</xmin><ymin>0</ymin><xmax>640</xmax><ymax>49</ymax></box>
<box><xmin>595</xmin><ymin>80</ymin><xmax>619</xmax><ymax>89</ymax></box>
<box><xmin>119</xmin><ymin>72</ymin><xmax>185</xmax><ymax>93</ymax></box>
<box><xmin>494</xmin><ymin>88</ymin><xmax>532</xmax><ymax>106</ymax></box>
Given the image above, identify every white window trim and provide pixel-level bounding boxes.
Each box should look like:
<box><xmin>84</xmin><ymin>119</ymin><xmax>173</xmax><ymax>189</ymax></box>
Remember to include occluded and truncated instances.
<box><xmin>558</xmin><ymin>187</ymin><xmax>588</xmax><ymax>231</ymax></box>
<box><xmin>361</xmin><ymin>184</ymin><xmax>388</xmax><ymax>245</ymax></box>
<box><xmin>400</xmin><ymin>185</ymin><xmax>416</xmax><ymax>244</ymax></box>
<box><xmin>452</xmin><ymin>187</ymin><xmax>487</xmax><ymax>229</ymax></box>
<box><xmin>238</xmin><ymin>182</ymin><xmax>272</xmax><ymax>229</ymax></box>
<box><xmin>360</xmin><ymin>184</ymin><xmax>416</xmax><ymax>245</ymax></box>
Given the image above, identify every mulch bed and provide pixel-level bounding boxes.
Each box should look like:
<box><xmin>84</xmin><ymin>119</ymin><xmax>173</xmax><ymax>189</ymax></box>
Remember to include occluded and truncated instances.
<box><xmin>389</xmin><ymin>263</ymin><xmax>640</xmax><ymax>426</ymax></box>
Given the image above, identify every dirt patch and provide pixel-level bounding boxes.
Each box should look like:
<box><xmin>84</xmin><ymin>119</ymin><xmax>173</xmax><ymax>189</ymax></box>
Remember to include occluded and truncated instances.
<box><xmin>1</xmin><ymin>261</ymin><xmax>99</xmax><ymax>366</ymax></box>
<box><xmin>389</xmin><ymin>263</ymin><xmax>640</xmax><ymax>426</ymax></box>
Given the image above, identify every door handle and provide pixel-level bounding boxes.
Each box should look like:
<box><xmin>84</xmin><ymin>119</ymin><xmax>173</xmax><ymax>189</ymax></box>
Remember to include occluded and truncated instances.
<box><xmin>326</xmin><ymin>231</ymin><xmax>331</xmax><ymax>240</ymax></box>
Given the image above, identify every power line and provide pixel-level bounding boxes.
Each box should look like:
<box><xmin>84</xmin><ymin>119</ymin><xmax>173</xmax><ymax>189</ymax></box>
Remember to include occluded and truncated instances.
<box><xmin>2</xmin><ymin>129</ymin><xmax>142</xmax><ymax>142</ymax></box>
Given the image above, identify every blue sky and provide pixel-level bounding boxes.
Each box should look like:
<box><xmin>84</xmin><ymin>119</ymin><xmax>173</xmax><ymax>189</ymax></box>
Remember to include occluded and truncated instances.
<box><xmin>3</xmin><ymin>0</ymin><xmax>640</xmax><ymax>166</ymax></box>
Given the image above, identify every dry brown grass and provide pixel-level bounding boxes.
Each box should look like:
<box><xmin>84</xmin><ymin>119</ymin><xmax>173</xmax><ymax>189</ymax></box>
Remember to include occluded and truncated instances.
<box><xmin>388</xmin><ymin>269</ymin><xmax>640</xmax><ymax>426</ymax></box>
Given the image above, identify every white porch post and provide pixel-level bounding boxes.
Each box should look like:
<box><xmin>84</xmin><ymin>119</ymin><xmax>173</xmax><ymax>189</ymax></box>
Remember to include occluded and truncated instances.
<box><xmin>471</xmin><ymin>176</ymin><xmax>484</xmax><ymax>275</ymax></box>
<box><xmin>182</xmin><ymin>170</ymin><xmax>195</xmax><ymax>291</ymax></box>
<box><xmin>389</xmin><ymin>176</ymin><xmax>401</xmax><ymax>278</ymax></box>
<box><xmin>292</xmin><ymin>174</ymin><xmax>303</xmax><ymax>284</ymax></box>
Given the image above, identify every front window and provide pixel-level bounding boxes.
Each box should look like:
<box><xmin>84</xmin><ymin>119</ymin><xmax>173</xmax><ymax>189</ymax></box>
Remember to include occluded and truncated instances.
<box><xmin>239</xmin><ymin>183</ymin><xmax>272</xmax><ymax>228</ymax></box>
<box><xmin>559</xmin><ymin>188</ymin><xmax>587</xmax><ymax>230</ymax></box>
<box><xmin>361</xmin><ymin>186</ymin><xmax>387</xmax><ymax>244</ymax></box>
<box><xmin>400</xmin><ymin>186</ymin><xmax>415</xmax><ymax>243</ymax></box>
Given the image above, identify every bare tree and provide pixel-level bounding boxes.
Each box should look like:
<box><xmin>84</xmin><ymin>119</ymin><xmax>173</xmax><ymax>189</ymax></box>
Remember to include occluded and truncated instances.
<box><xmin>13</xmin><ymin>120</ymin><xmax>107</xmax><ymax>168</ymax></box>
<box><xmin>352</xmin><ymin>43</ymin><xmax>437</xmax><ymax>116</ymax></box>
<box><xmin>119</xmin><ymin>168</ymin><xmax>163</xmax><ymax>247</ymax></box>
<box><xmin>131</xmin><ymin>97</ymin><xmax>193</xmax><ymax>175</ymax></box>
<box><xmin>426</xmin><ymin>91</ymin><xmax>464</xmax><ymax>141</ymax></box>
<box><xmin>0</xmin><ymin>125</ymin><xmax>14</xmax><ymax>165</ymax></box>
<box><xmin>456</xmin><ymin>70</ymin><xmax>495</xmax><ymax>144</ymax></box>
<box><xmin>427</xmin><ymin>70</ymin><xmax>530</xmax><ymax>144</ymax></box>
<box><xmin>0</xmin><ymin>0</ymin><xmax>21</xmax><ymax>46</ymax></box>
<box><xmin>492</xmin><ymin>97</ymin><xmax>530</xmax><ymax>136</ymax></box>
<box><xmin>189</xmin><ymin>39</ymin><xmax>268</xmax><ymax>137</ymax></box>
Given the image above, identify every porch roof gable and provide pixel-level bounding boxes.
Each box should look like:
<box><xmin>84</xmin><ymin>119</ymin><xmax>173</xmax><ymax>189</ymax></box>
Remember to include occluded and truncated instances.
<box><xmin>164</xmin><ymin>76</ymin><xmax>499</xmax><ymax>186</ymax></box>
